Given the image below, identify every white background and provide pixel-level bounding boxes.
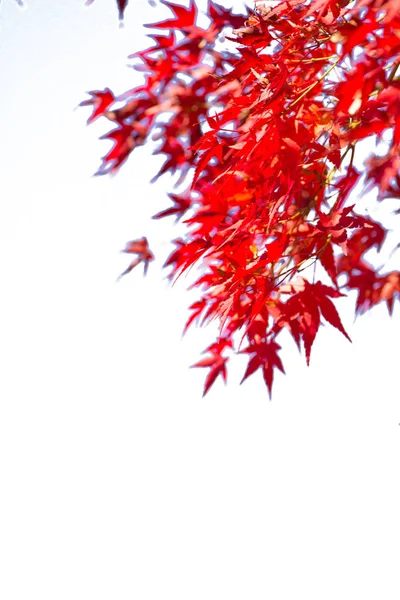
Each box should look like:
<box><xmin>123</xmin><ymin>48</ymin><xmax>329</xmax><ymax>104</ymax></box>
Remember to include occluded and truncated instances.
<box><xmin>0</xmin><ymin>1</ymin><xmax>399</xmax><ymax>598</ymax></box>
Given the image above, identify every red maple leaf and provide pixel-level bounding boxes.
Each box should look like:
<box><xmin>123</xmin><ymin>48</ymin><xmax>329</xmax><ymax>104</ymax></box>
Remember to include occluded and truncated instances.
<box><xmin>145</xmin><ymin>0</ymin><xmax>197</xmax><ymax>31</ymax></box>
<box><xmin>152</xmin><ymin>193</ymin><xmax>191</xmax><ymax>221</ymax></box>
<box><xmin>278</xmin><ymin>281</ymin><xmax>350</xmax><ymax>364</ymax></box>
<box><xmin>241</xmin><ymin>338</ymin><xmax>285</xmax><ymax>398</ymax></box>
<box><xmin>80</xmin><ymin>88</ymin><xmax>114</xmax><ymax>123</ymax></box>
<box><xmin>118</xmin><ymin>237</ymin><xmax>154</xmax><ymax>279</ymax></box>
<box><xmin>192</xmin><ymin>351</ymin><xmax>228</xmax><ymax>396</ymax></box>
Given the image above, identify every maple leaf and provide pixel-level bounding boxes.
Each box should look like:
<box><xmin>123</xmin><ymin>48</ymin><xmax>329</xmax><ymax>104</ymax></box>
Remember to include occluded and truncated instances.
<box><xmin>366</xmin><ymin>152</ymin><xmax>400</xmax><ymax>197</ymax></box>
<box><xmin>183</xmin><ymin>299</ymin><xmax>207</xmax><ymax>333</ymax></box>
<box><xmin>339</xmin><ymin>13</ymin><xmax>378</xmax><ymax>58</ymax></box>
<box><xmin>137</xmin><ymin>31</ymin><xmax>175</xmax><ymax>58</ymax></box>
<box><xmin>191</xmin><ymin>352</ymin><xmax>228</xmax><ymax>396</ymax></box>
<box><xmin>314</xmin><ymin>282</ymin><xmax>351</xmax><ymax>343</ymax></box>
<box><xmin>80</xmin><ymin>88</ymin><xmax>114</xmax><ymax>123</ymax></box>
<box><xmin>118</xmin><ymin>237</ymin><xmax>154</xmax><ymax>279</ymax></box>
<box><xmin>241</xmin><ymin>339</ymin><xmax>285</xmax><ymax>398</ymax></box>
<box><xmin>145</xmin><ymin>0</ymin><xmax>197</xmax><ymax>31</ymax></box>
<box><xmin>208</xmin><ymin>0</ymin><xmax>245</xmax><ymax>29</ymax></box>
<box><xmin>152</xmin><ymin>193</ymin><xmax>191</xmax><ymax>221</ymax></box>
<box><xmin>316</xmin><ymin>205</ymin><xmax>356</xmax><ymax>254</ymax></box>
<box><xmin>380</xmin><ymin>272</ymin><xmax>400</xmax><ymax>315</ymax></box>
<box><xmin>305</xmin><ymin>0</ymin><xmax>344</xmax><ymax>24</ymax></box>
<box><xmin>278</xmin><ymin>281</ymin><xmax>350</xmax><ymax>364</ymax></box>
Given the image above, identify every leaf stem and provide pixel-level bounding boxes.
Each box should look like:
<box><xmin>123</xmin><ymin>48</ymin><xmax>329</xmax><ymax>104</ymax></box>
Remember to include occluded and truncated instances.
<box><xmin>284</xmin><ymin>56</ymin><xmax>343</xmax><ymax>113</ymax></box>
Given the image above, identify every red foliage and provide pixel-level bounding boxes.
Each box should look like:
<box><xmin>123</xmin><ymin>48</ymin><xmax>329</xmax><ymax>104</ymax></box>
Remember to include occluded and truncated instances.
<box><xmin>82</xmin><ymin>0</ymin><xmax>400</xmax><ymax>396</ymax></box>
<box><xmin>118</xmin><ymin>237</ymin><xmax>154</xmax><ymax>278</ymax></box>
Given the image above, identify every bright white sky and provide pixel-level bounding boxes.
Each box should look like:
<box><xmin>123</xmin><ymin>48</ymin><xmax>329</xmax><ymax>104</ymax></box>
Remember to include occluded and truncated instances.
<box><xmin>0</xmin><ymin>1</ymin><xmax>399</xmax><ymax>598</ymax></box>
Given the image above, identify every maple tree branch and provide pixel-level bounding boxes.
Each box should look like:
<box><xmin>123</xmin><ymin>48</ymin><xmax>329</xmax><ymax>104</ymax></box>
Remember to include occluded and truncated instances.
<box><xmin>81</xmin><ymin>0</ymin><xmax>400</xmax><ymax>396</ymax></box>
<box><xmin>289</xmin><ymin>55</ymin><xmax>337</xmax><ymax>64</ymax></box>
<box><xmin>285</xmin><ymin>56</ymin><xmax>343</xmax><ymax>112</ymax></box>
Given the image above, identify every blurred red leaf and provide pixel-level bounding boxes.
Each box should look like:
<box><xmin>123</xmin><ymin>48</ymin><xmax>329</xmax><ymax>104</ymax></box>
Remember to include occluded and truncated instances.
<box><xmin>118</xmin><ymin>237</ymin><xmax>154</xmax><ymax>279</ymax></box>
<box><xmin>80</xmin><ymin>88</ymin><xmax>114</xmax><ymax>123</ymax></box>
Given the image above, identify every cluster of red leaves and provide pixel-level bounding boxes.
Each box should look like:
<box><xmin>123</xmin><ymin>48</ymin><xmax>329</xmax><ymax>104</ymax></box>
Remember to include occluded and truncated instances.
<box><xmin>82</xmin><ymin>0</ymin><xmax>400</xmax><ymax>396</ymax></box>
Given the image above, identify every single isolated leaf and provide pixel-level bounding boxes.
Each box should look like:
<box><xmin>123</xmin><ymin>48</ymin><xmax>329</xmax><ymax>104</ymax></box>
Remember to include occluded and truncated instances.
<box><xmin>118</xmin><ymin>237</ymin><xmax>154</xmax><ymax>279</ymax></box>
